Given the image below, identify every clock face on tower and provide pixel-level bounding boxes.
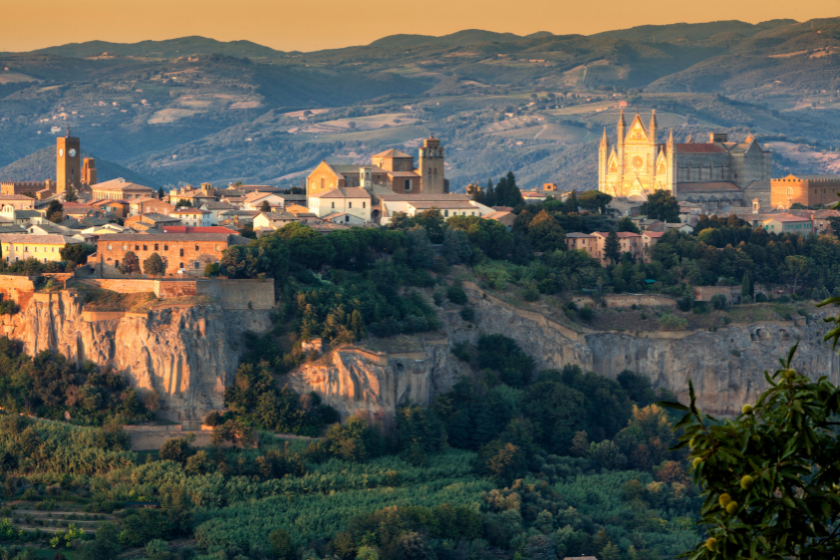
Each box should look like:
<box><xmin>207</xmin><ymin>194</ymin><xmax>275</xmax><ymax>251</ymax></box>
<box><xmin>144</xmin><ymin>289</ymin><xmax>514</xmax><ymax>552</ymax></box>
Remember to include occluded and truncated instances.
<box><xmin>68</xmin><ymin>149</ymin><xmax>77</xmax><ymax>157</ymax></box>
<box><xmin>58</xmin><ymin>149</ymin><xmax>64</xmax><ymax>158</ymax></box>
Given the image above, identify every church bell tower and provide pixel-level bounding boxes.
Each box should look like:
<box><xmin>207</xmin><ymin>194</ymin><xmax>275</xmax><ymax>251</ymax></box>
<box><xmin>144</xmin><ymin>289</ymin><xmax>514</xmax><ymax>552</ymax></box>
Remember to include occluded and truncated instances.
<box><xmin>419</xmin><ymin>137</ymin><xmax>446</xmax><ymax>194</ymax></box>
<box><xmin>56</xmin><ymin>127</ymin><xmax>81</xmax><ymax>194</ymax></box>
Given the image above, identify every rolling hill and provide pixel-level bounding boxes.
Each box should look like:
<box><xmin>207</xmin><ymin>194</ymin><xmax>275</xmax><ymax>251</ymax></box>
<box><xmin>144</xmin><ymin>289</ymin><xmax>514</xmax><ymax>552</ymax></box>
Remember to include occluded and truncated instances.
<box><xmin>2</xmin><ymin>17</ymin><xmax>840</xmax><ymax>191</ymax></box>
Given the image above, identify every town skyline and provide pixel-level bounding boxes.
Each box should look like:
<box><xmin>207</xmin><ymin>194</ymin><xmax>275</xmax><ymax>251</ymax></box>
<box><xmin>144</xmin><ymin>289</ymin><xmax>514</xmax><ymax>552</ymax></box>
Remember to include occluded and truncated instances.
<box><xmin>1</xmin><ymin>0</ymin><xmax>836</xmax><ymax>53</ymax></box>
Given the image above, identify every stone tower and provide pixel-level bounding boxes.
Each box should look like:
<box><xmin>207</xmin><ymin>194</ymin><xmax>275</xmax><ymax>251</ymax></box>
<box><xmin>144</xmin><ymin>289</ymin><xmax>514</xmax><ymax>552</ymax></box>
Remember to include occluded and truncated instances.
<box><xmin>419</xmin><ymin>136</ymin><xmax>446</xmax><ymax>194</ymax></box>
<box><xmin>56</xmin><ymin>127</ymin><xmax>81</xmax><ymax>194</ymax></box>
<box><xmin>82</xmin><ymin>158</ymin><xmax>97</xmax><ymax>186</ymax></box>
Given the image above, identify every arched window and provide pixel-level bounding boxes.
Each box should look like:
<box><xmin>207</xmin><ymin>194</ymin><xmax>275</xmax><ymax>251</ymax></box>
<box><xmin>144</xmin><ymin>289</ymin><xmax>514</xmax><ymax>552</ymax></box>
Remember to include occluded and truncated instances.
<box><xmin>179</xmin><ymin>262</ymin><xmax>184</xmax><ymax>269</ymax></box>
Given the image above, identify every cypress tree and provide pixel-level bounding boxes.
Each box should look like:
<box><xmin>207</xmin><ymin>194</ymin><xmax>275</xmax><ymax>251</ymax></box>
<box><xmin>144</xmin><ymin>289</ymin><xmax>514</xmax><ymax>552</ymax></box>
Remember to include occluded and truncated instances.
<box><xmin>604</xmin><ymin>230</ymin><xmax>621</xmax><ymax>264</ymax></box>
<box><xmin>742</xmin><ymin>271</ymin><xmax>754</xmax><ymax>300</ymax></box>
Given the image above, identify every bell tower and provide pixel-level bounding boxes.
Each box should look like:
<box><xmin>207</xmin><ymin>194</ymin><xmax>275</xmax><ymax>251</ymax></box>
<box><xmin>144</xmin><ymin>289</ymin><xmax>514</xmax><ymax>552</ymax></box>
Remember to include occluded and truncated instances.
<box><xmin>419</xmin><ymin>136</ymin><xmax>446</xmax><ymax>194</ymax></box>
<box><xmin>56</xmin><ymin>127</ymin><xmax>81</xmax><ymax>194</ymax></box>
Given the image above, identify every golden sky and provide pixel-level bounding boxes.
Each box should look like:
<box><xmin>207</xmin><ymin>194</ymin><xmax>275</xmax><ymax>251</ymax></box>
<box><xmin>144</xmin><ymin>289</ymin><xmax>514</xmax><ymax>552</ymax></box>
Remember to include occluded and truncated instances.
<box><xmin>1</xmin><ymin>0</ymin><xmax>837</xmax><ymax>53</ymax></box>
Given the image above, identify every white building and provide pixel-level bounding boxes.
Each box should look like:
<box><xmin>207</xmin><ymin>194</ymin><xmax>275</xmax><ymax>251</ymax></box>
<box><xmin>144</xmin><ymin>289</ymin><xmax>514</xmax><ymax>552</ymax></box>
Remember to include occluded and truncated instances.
<box><xmin>308</xmin><ymin>187</ymin><xmax>372</xmax><ymax>222</ymax></box>
<box><xmin>170</xmin><ymin>208</ymin><xmax>211</xmax><ymax>227</ymax></box>
<box><xmin>376</xmin><ymin>193</ymin><xmax>492</xmax><ymax>225</ymax></box>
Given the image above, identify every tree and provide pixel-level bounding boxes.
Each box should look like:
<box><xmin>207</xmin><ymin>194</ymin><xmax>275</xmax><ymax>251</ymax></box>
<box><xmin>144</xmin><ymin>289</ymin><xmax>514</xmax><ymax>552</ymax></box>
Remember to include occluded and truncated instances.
<box><xmin>65</xmin><ymin>183</ymin><xmax>78</xmax><ymax>202</ymax></box>
<box><xmin>270</xmin><ymin>528</ymin><xmax>296</xmax><ymax>560</ymax></box>
<box><xmin>563</xmin><ymin>190</ymin><xmax>579</xmax><ymax>213</ymax></box>
<box><xmin>527</xmin><ymin>210</ymin><xmax>566</xmax><ymax>252</ymax></box>
<box><xmin>46</xmin><ymin>200</ymin><xmax>64</xmax><ymax>223</ymax></box>
<box><xmin>639</xmin><ymin>190</ymin><xmax>679</xmax><ymax>223</ymax></box>
<box><xmin>159</xmin><ymin>437</ymin><xmax>193</xmax><ymax>464</ymax></box>
<box><xmin>60</xmin><ymin>243</ymin><xmax>94</xmax><ymax>267</ymax></box>
<box><xmin>79</xmin><ymin>523</ymin><xmax>121</xmax><ymax>560</ymax></box>
<box><xmin>579</xmin><ymin>190</ymin><xmax>612</xmax><ymax>214</ymax></box>
<box><xmin>665</xmin><ymin>344</ymin><xmax>840</xmax><ymax>559</ymax></box>
<box><xmin>604</xmin><ymin>230</ymin><xmax>621</xmax><ymax>264</ymax></box>
<box><xmin>617</xmin><ymin>216</ymin><xmax>641</xmax><ymax>233</ymax></box>
<box><xmin>260</xmin><ymin>200</ymin><xmax>272</xmax><ymax>212</ymax></box>
<box><xmin>143</xmin><ymin>253</ymin><xmax>166</xmax><ymax>276</ymax></box>
<box><xmin>442</xmin><ymin>227</ymin><xmax>473</xmax><ymax>265</ymax></box>
<box><xmin>158</xmin><ymin>187</ymin><xmax>165</xmax><ymax>199</ymax></box>
<box><xmin>785</xmin><ymin>255</ymin><xmax>808</xmax><ymax>295</ymax></box>
<box><xmin>741</xmin><ymin>271</ymin><xmax>754</xmax><ymax>301</ymax></box>
<box><xmin>118</xmin><ymin>251</ymin><xmax>140</xmax><ymax>277</ymax></box>
<box><xmin>175</xmin><ymin>199</ymin><xmax>192</xmax><ymax>209</ymax></box>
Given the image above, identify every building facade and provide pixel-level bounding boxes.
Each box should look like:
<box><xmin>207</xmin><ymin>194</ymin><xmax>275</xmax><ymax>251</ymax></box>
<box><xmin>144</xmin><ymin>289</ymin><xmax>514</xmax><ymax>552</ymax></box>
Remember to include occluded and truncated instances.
<box><xmin>306</xmin><ymin>136</ymin><xmax>448</xmax><ymax>198</ymax></box>
<box><xmin>770</xmin><ymin>174</ymin><xmax>840</xmax><ymax>209</ymax></box>
<box><xmin>90</xmin><ymin>233</ymin><xmax>248</xmax><ymax>277</ymax></box>
<box><xmin>0</xmin><ymin>234</ymin><xmax>79</xmax><ymax>263</ymax></box>
<box><xmin>598</xmin><ymin>110</ymin><xmax>773</xmax><ymax>210</ymax></box>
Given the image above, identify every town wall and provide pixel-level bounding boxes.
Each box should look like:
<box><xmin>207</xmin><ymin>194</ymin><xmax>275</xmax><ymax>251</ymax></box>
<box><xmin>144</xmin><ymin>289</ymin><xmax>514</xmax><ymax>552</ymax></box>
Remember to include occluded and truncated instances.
<box><xmin>197</xmin><ymin>279</ymin><xmax>274</xmax><ymax>310</ymax></box>
<box><xmin>76</xmin><ymin>279</ymin><xmax>158</xmax><ymax>293</ymax></box>
<box><xmin>0</xmin><ymin>275</ymin><xmax>36</xmax><ymax>310</ymax></box>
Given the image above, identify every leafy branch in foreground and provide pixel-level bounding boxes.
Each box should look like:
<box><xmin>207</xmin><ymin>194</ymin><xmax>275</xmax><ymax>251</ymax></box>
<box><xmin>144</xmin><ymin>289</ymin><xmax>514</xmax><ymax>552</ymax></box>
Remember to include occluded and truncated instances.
<box><xmin>661</xmin><ymin>343</ymin><xmax>840</xmax><ymax>559</ymax></box>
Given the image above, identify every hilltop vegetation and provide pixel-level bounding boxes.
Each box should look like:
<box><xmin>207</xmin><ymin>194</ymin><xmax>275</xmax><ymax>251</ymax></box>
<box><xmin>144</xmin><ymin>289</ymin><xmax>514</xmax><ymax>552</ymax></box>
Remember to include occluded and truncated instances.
<box><xmin>2</xmin><ymin>18</ymin><xmax>840</xmax><ymax>189</ymax></box>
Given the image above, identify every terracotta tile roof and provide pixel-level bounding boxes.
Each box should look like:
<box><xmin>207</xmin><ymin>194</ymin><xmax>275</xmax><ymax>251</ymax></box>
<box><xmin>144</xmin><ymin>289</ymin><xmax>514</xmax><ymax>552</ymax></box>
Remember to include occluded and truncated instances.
<box><xmin>763</xmin><ymin>214</ymin><xmax>812</xmax><ymax>223</ymax></box>
<box><xmin>92</xmin><ymin>179</ymin><xmax>155</xmax><ymax>192</ymax></box>
<box><xmin>408</xmin><ymin>201</ymin><xmax>476</xmax><ymax>209</ymax></box>
<box><xmin>0</xmin><ymin>234</ymin><xmax>78</xmax><ymax>244</ymax></box>
<box><xmin>377</xmin><ymin>193</ymin><xmax>472</xmax><ymax>201</ymax></box>
<box><xmin>171</xmin><ymin>208</ymin><xmax>210</xmax><ymax>215</ymax></box>
<box><xmin>566</xmin><ymin>232</ymin><xmax>596</xmax><ymax>238</ymax></box>
<box><xmin>162</xmin><ymin>226</ymin><xmax>239</xmax><ymax>234</ymax></box>
<box><xmin>373</xmin><ymin>149</ymin><xmax>412</xmax><ymax>158</ymax></box>
<box><xmin>0</xmin><ymin>194</ymin><xmax>36</xmax><ymax>200</ymax></box>
<box><xmin>593</xmin><ymin>231</ymin><xmax>642</xmax><ymax>238</ymax></box>
<box><xmin>98</xmin><ymin>233</ymin><xmax>247</xmax><ymax>242</ymax></box>
<box><xmin>312</xmin><ymin>187</ymin><xmax>371</xmax><ymax>199</ymax></box>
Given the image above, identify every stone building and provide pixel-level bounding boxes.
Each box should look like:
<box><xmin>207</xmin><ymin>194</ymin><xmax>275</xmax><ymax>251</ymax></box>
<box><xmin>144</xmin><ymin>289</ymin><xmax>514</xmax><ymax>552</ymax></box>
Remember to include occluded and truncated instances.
<box><xmin>91</xmin><ymin>178</ymin><xmax>156</xmax><ymax>201</ymax></box>
<box><xmin>306</xmin><ymin>136</ymin><xmax>448</xmax><ymax>198</ymax></box>
<box><xmin>89</xmin><ymin>232</ymin><xmax>249</xmax><ymax>277</ymax></box>
<box><xmin>598</xmin><ymin>110</ymin><xmax>773</xmax><ymax>210</ymax></box>
<box><xmin>770</xmin><ymin>174</ymin><xmax>840</xmax><ymax>209</ymax></box>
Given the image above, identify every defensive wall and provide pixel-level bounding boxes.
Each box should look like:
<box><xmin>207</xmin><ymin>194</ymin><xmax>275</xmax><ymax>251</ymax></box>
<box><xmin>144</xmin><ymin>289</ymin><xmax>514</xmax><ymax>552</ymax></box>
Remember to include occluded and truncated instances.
<box><xmin>0</xmin><ymin>276</ymin><xmax>36</xmax><ymax>310</ymax></box>
<box><xmin>73</xmin><ymin>278</ymin><xmax>275</xmax><ymax>310</ymax></box>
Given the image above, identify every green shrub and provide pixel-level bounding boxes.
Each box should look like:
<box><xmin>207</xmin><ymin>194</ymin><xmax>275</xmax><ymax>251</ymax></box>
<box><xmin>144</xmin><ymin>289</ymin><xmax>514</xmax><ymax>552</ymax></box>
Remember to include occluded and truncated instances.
<box><xmin>730</xmin><ymin>349</ymin><xmax>741</xmax><ymax>357</ymax></box>
<box><xmin>756</xmin><ymin>293</ymin><xmax>768</xmax><ymax>302</ymax></box>
<box><xmin>710</xmin><ymin>294</ymin><xmax>728</xmax><ymax>310</ymax></box>
<box><xmin>577</xmin><ymin>306</ymin><xmax>594</xmax><ymax>321</ymax></box>
<box><xmin>460</xmin><ymin>307</ymin><xmax>475</xmax><ymax>322</ymax></box>
<box><xmin>521</xmin><ymin>283</ymin><xmax>540</xmax><ymax>302</ymax></box>
<box><xmin>658</xmin><ymin>314</ymin><xmax>688</xmax><ymax>331</ymax></box>
<box><xmin>451</xmin><ymin>342</ymin><xmax>472</xmax><ymax>362</ymax></box>
<box><xmin>447</xmin><ymin>283</ymin><xmax>468</xmax><ymax>305</ymax></box>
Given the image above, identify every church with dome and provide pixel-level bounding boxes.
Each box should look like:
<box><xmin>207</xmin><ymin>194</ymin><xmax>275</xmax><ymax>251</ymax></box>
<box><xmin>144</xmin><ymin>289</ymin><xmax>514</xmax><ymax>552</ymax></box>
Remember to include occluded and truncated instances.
<box><xmin>598</xmin><ymin>110</ymin><xmax>772</xmax><ymax>211</ymax></box>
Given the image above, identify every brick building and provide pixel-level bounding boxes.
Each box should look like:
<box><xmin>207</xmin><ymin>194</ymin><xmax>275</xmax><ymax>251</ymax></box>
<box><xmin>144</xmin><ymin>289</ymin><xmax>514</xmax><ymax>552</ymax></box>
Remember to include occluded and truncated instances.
<box><xmin>770</xmin><ymin>174</ymin><xmax>840</xmax><ymax>209</ymax></box>
<box><xmin>89</xmin><ymin>232</ymin><xmax>249</xmax><ymax>277</ymax></box>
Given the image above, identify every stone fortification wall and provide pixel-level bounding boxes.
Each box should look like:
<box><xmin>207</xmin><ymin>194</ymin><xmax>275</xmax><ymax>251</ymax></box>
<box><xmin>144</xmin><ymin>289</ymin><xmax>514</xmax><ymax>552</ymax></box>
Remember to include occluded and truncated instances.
<box><xmin>196</xmin><ymin>279</ymin><xmax>274</xmax><ymax>310</ymax></box>
<box><xmin>76</xmin><ymin>279</ymin><xmax>157</xmax><ymax>294</ymax></box>
<box><xmin>72</xmin><ymin>278</ymin><xmax>274</xmax><ymax>310</ymax></box>
<box><xmin>0</xmin><ymin>275</ymin><xmax>36</xmax><ymax>310</ymax></box>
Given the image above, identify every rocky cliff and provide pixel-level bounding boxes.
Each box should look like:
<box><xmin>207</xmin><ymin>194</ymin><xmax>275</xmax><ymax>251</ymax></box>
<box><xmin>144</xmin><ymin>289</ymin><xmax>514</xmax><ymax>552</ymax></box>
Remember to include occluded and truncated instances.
<box><xmin>283</xmin><ymin>283</ymin><xmax>840</xmax><ymax>419</ymax></box>
<box><xmin>0</xmin><ymin>291</ymin><xmax>271</xmax><ymax>423</ymax></box>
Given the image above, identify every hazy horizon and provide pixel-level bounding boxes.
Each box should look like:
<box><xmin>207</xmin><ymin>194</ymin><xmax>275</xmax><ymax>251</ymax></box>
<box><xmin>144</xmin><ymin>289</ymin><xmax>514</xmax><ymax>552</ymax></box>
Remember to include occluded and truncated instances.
<box><xmin>2</xmin><ymin>0</ymin><xmax>837</xmax><ymax>54</ymax></box>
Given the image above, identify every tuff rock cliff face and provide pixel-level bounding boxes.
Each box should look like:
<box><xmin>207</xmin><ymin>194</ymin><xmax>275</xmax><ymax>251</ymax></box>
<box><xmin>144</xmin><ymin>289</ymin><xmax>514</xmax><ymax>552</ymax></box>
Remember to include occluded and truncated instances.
<box><xmin>0</xmin><ymin>291</ymin><xmax>271</xmax><ymax>423</ymax></box>
<box><xmin>5</xmin><ymin>286</ymin><xmax>838</xmax><ymax>424</ymax></box>
<box><xmin>283</xmin><ymin>284</ymin><xmax>840</xmax><ymax>419</ymax></box>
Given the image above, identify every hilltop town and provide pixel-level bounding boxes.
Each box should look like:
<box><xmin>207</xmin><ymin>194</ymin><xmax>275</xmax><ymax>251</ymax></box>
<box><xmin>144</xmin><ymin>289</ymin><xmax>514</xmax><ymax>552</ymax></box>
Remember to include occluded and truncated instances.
<box><xmin>0</xmin><ymin>17</ymin><xmax>840</xmax><ymax>560</ymax></box>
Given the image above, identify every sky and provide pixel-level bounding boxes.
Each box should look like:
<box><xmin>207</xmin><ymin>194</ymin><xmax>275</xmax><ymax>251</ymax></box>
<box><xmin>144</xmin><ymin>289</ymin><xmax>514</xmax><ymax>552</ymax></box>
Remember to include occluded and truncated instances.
<box><xmin>1</xmin><ymin>0</ymin><xmax>837</xmax><ymax>53</ymax></box>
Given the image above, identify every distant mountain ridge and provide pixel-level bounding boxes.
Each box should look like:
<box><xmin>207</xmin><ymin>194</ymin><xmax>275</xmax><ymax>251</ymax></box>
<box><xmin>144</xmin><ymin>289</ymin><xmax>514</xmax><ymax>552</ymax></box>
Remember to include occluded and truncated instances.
<box><xmin>368</xmin><ymin>29</ymin><xmax>554</xmax><ymax>49</ymax></box>
<box><xmin>0</xmin><ymin>148</ymin><xmax>160</xmax><ymax>188</ymax></box>
<box><xmin>33</xmin><ymin>36</ymin><xmax>283</xmax><ymax>59</ymax></box>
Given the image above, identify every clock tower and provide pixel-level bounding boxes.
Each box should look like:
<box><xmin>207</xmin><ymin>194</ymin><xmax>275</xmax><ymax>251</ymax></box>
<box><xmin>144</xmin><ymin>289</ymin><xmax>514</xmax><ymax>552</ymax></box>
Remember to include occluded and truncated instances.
<box><xmin>56</xmin><ymin>127</ymin><xmax>81</xmax><ymax>194</ymax></box>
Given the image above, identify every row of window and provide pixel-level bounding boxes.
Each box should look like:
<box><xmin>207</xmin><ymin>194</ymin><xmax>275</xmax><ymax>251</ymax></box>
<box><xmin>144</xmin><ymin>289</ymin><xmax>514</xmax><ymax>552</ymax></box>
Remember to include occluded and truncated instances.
<box><xmin>4</xmin><ymin>244</ymin><xmax>59</xmax><ymax>253</ymax></box>
<box><xmin>6</xmin><ymin>257</ymin><xmax>51</xmax><ymax>263</ymax></box>
<box><xmin>330</xmin><ymin>201</ymin><xmax>366</xmax><ymax>209</ymax></box>
<box><xmin>106</xmin><ymin>243</ymin><xmax>222</xmax><ymax>252</ymax></box>
<box><xmin>113</xmin><ymin>260</ymin><xmax>204</xmax><ymax>270</ymax></box>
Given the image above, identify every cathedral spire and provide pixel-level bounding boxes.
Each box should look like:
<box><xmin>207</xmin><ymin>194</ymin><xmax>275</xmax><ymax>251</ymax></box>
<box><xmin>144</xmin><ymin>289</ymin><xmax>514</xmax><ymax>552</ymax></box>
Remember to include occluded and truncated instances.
<box><xmin>668</xmin><ymin>128</ymin><xmax>674</xmax><ymax>146</ymax></box>
<box><xmin>649</xmin><ymin>110</ymin><xmax>657</xmax><ymax>144</ymax></box>
<box><xmin>600</xmin><ymin>127</ymin><xmax>608</xmax><ymax>148</ymax></box>
<box><xmin>617</xmin><ymin>108</ymin><xmax>626</xmax><ymax>145</ymax></box>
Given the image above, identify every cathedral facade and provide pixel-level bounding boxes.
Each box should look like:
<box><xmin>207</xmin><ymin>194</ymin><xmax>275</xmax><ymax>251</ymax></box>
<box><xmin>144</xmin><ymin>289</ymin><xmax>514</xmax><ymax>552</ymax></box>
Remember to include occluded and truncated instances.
<box><xmin>598</xmin><ymin>110</ymin><xmax>772</xmax><ymax>211</ymax></box>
